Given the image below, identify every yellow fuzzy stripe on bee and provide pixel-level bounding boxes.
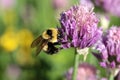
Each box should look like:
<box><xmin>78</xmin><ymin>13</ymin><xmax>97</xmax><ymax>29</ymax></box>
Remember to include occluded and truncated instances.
<box><xmin>42</xmin><ymin>28</ymin><xmax>58</xmax><ymax>43</ymax></box>
<box><xmin>49</xmin><ymin>28</ymin><xmax>58</xmax><ymax>43</ymax></box>
<box><xmin>43</xmin><ymin>45</ymin><xmax>48</xmax><ymax>51</ymax></box>
<box><xmin>42</xmin><ymin>31</ymin><xmax>50</xmax><ymax>39</ymax></box>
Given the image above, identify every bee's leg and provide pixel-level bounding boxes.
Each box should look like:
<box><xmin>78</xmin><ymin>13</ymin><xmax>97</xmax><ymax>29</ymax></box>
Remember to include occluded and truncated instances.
<box><xmin>50</xmin><ymin>47</ymin><xmax>63</xmax><ymax>55</ymax></box>
<box><xmin>51</xmin><ymin>46</ymin><xmax>59</xmax><ymax>54</ymax></box>
<box><xmin>45</xmin><ymin>42</ymin><xmax>64</xmax><ymax>55</ymax></box>
<box><xmin>53</xmin><ymin>42</ymin><xmax>61</xmax><ymax>45</ymax></box>
<box><xmin>45</xmin><ymin>42</ymin><xmax>58</xmax><ymax>54</ymax></box>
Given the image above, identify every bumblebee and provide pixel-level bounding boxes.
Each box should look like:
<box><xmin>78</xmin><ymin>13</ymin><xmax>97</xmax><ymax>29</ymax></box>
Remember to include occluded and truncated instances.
<box><xmin>31</xmin><ymin>28</ymin><xmax>62</xmax><ymax>56</ymax></box>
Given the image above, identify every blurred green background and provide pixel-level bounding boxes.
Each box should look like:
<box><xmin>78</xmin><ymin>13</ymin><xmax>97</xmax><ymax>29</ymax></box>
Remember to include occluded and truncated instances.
<box><xmin>0</xmin><ymin>0</ymin><xmax>120</xmax><ymax>80</ymax></box>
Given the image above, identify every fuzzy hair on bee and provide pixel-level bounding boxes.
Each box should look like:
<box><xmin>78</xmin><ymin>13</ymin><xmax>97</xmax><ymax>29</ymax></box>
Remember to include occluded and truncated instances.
<box><xmin>31</xmin><ymin>28</ymin><xmax>62</xmax><ymax>56</ymax></box>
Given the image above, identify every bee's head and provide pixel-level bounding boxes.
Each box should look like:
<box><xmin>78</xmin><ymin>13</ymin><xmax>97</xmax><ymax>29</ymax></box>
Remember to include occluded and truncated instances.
<box><xmin>46</xmin><ymin>29</ymin><xmax>52</xmax><ymax>37</ymax></box>
<box><xmin>42</xmin><ymin>28</ymin><xmax>57</xmax><ymax>40</ymax></box>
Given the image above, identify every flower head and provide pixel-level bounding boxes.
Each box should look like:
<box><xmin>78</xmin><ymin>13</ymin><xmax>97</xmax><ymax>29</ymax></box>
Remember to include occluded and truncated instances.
<box><xmin>6</xmin><ymin>64</ymin><xmax>21</xmax><ymax>80</ymax></box>
<box><xmin>52</xmin><ymin>0</ymin><xmax>69</xmax><ymax>10</ymax></box>
<box><xmin>93</xmin><ymin>26</ymin><xmax>120</xmax><ymax>68</ymax></box>
<box><xmin>59</xmin><ymin>4</ymin><xmax>102</xmax><ymax>49</ymax></box>
<box><xmin>15</xmin><ymin>29</ymin><xmax>34</xmax><ymax>66</ymax></box>
<box><xmin>0</xmin><ymin>0</ymin><xmax>15</xmax><ymax>10</ymax></box>
<box><xmin>66</xmin><ymin>63</ymin><xmax>97</xmax><ymax>80</ymax></box>
<box><xmin>95</xmin><ymin>0</ymin><xmax>120</xmax><ymax>17</ymax></box>
<box><xmin>18</xmin><ymin>29</ymin><xmax>33</xmax><ymax>48</ymax></box>
<box><xmin>0</xmin><ymin>27</ymin><xmax>19</xmax><ymax>52</ymax></box>
<box><xmin>80</xmin><ymin>0</ymin><xmax>94</xmax><ymax>9</ymax></box>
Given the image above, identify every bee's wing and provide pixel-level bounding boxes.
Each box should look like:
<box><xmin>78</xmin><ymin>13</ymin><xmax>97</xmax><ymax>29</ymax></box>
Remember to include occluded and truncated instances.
<box><xmin>35</xmin><ymin>39</ymin><xmax>49</xmax><ymax>56</ymax></box>
<box><xmin>31</xmin><ymin>36</ymin><xmax>42</xmax><ymax>48</ymax></box>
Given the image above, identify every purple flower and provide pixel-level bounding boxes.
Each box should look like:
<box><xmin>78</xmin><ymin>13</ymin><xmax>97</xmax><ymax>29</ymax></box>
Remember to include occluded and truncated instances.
<box><xmin>6</xmin><ymin>64</ymin><xmax>21</xmax><ymax>80</ymax></box>
<box><xmin>0</xmin><ymin>0</ymin><xmax>15</xmax><ymax>9</ymax></box>
<box><xmin>52</xmin><ymin>0</ymin><xmax>69</xmax><ymax>10</ymax></box>
<box><xmin>80</xmin><ymin>0</ymin><xmax>94</xmax><ymax>9</ymax></box>
<box><xmin>95</xmin><ymin>0</ymin><xmax>120</xmax><ymax>17</ymax></box>
<box><xmin>59</xmin><ymin>4</ymin><xmax>102</xmax><ymax>49</ymax></box>
<box><xmin>66</xmin><ymin>63</ymin><xmax>97</xmax><ymax>80</ymax></box>
<box><xmin>93</xmin><ymin>26</ymin><xmax>120</xmax><ymax>69</ymax></box>
<box><xmin>100</xmin><ymin>78</ymin><xmax>108</xmax><ymax>80</ymax></box>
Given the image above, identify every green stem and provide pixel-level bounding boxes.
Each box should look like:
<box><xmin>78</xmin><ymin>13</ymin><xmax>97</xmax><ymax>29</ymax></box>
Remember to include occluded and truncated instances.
<box><xmin>109</xmin><ymin>73</ymin><xmax>114</xmax><ymax>80</ymax></box>
<box><xmin>109</xmin><ymin>70</ymin><xmax>114</xmax><ymax>80</ymax></box>
<box><xmin>72</xmin><ymin>48</ymin><xmax>80</xmax><ymax>80</ymax></box>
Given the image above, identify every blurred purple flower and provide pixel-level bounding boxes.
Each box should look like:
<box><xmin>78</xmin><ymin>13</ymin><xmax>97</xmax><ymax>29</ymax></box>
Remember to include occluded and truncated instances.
<box><xmin>52</xmin><ymin>0</ymin><xmax>69</xmax><ymax>10</ymax></box>
<box><xmin>95</xmin><ymin>0</ymin><xmax>120</xmax><ymax>17</ymax></box>
<box><xmin>0</xmin><ymin>0</ymin><xmax>15</xmax><ymax>9</ymax></box>
<box><xmin>93</xmin><ymin>26</ymin><xmax>120</xmax><ymax>69</ymax></box>
<box><xmin>80</xmin><ymin>0</ymin><xmax>94</xmax><ymax>9</ymax></box>
<box><xmin>59</xmin><ymin>4</ymin><xmax>102</xmax><ymax>49</ymax></box>
<box><xmin>66</xmin><ymin>63</ymin><xmax>97</xmax><ymax>80</ymax></box>
<box><xmin>6</xmin><ymin>64</ymin><xmax>21</xmax><ymax>80</ymax></box>
<box><xmin>100</xmin><ymin>78</ymin><xmax>108</xmax><ymax>80</ymax></box>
